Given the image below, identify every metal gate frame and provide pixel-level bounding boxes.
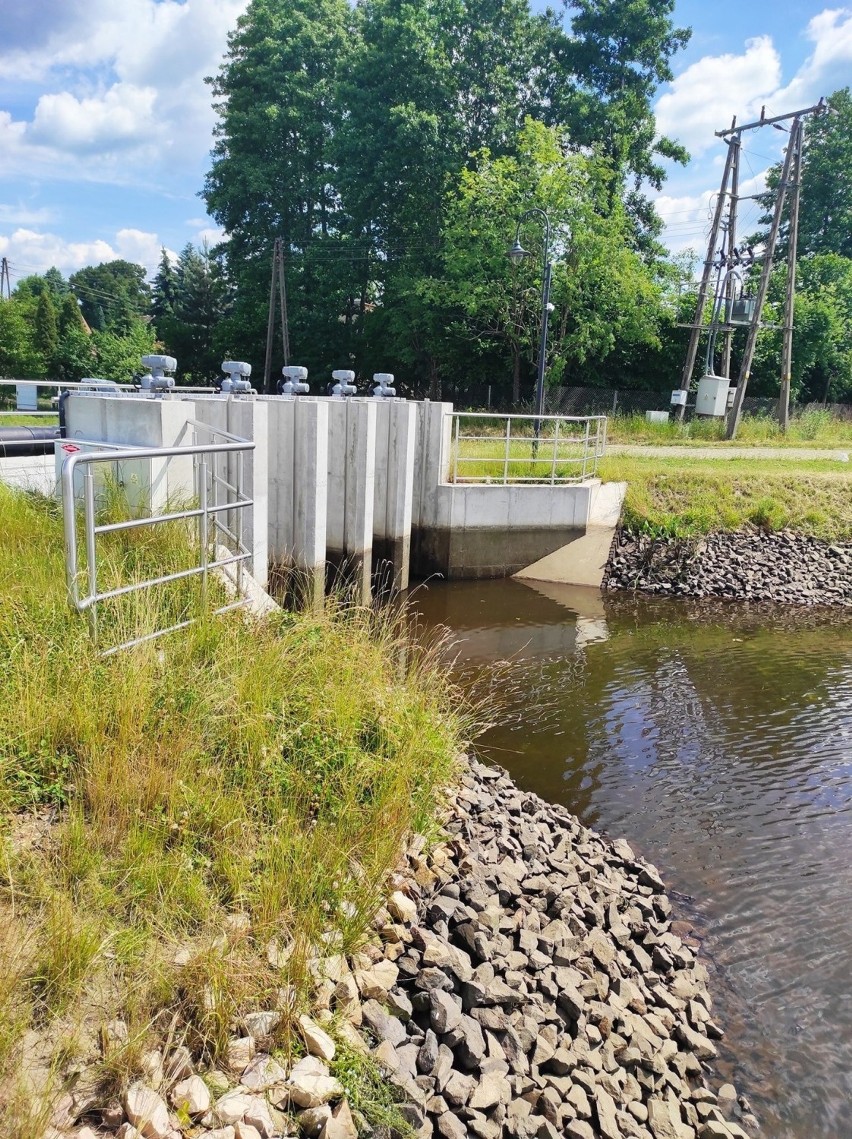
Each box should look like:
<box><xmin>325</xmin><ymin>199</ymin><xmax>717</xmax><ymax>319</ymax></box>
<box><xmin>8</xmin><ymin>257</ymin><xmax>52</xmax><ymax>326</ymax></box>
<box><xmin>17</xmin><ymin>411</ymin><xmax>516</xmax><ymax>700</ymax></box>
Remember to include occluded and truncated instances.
<box><xmin>61</xmin><ymin>437</ymin><xmax>254</xmax><ymax>656</ymax></box>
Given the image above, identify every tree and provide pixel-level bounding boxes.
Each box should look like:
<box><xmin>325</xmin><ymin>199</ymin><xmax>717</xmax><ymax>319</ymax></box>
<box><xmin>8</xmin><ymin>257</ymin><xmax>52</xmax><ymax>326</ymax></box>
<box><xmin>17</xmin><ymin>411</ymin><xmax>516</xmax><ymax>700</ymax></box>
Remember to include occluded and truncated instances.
<box><xmin>756</xmin><ymin>89</ymin><xmax>852</xmax><ymax>259</ymax></box>
<box><xmin>750</xmin><ymin>254</ymin><xmax>852</xmax><ymax>403</ymax></box>
<box><xmin>93</xmin><ymin>321</ymin><xmax>157</xmax><ymax>383</ymax></box>
<box><xmin>417</xmin><ymin>120</ymin><xmax>663</xmax><ymax>402</ymax></box>
<box><xmin>203</xmin><ymin>0</ymin><xmax>692</xmax><ymax>390</ymax></box>
<box><xmin>544</xmin><ymin>0</ymin><xmax>691</xmax><ymax>247</ymax></box>
<box><xmin>151</xmin><ymin>248</ymin><xmax>178</xmax><ymax>328</ymax></box>
<box><xmin>164</xmin><ymin>243</ymin><xmax>232</xmax><ymax>383</ymax></box>
<box><xmin>0</xmin><ymin>299</ymin><xmax>41</xmax><ymax>378</ymax></box>
<box><xmin>204</xmin><ymin>0</ymin><xmax>354</xmax><ymax>366</ymax></box>
<box><xmin>33</xmin><ymin>292</ymin><xmax>59</xmax><ymax>375</ymax></box>
<box><xmin>69</xmin><ymin>261</ymin><xmax>151</xmax><ymax>335</ymax></box>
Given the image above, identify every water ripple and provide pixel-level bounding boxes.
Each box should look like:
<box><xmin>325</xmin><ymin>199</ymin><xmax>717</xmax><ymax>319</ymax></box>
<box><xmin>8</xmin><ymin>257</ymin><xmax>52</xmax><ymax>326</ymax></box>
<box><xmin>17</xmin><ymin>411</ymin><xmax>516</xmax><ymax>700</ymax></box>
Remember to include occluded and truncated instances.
<box><xmin>414</xmin><ymin>582</ymin><xmax>852</xmax><ymax>1139</ymax></box>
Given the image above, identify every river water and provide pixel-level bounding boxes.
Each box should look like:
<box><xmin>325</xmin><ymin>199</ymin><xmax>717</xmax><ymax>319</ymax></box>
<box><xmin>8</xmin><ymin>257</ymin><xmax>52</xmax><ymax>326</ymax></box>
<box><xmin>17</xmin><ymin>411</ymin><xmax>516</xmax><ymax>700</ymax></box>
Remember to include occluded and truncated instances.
<box><xmin>412</xmin><ymin>578</ymin><xmax>852</xmax><ymax>1139</ymax></box>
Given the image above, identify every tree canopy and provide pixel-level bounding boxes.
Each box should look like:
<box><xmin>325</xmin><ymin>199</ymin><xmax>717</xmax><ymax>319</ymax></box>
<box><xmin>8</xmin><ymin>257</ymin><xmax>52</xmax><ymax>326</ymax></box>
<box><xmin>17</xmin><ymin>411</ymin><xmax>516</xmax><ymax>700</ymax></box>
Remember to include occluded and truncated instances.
<box><xmin>202</xmin><ymin>0</ymin><xmax>693</xmax><ymax>399</ymax></box>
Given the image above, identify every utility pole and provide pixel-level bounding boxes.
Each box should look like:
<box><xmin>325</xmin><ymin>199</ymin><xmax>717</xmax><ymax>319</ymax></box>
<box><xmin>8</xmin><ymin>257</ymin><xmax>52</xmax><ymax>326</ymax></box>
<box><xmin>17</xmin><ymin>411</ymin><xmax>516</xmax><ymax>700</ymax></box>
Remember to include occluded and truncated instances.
<box><xmin>778</xmin><ymin>117</ymin><xmax>803</xmax><ymax>431</ymax></box>
<box><xmin>263</xmin><ymin>237</ymin><xmax>291</xmax><ymax>393</ymax></box>
<box><xmin>673</xmin><ymin>135</ymin><xmax>737</xmax><ymax>422</ymax></box>
<box><xmin>720</xmin><ymin>100</ymin><xmax>826</xmax><ymax>439</ymax></box>
<box><xmin>725</xmin><ymin>118</ymin><xmax>800</xmax><ymax>438</ymax></box>
<box><xmin>0</xmin><ymin>257</ymin><xmax>11</xmax><ymax>300</ymax></box>
<box><xmin>721</xmin><ymin>136</ymin><xmax>740</xmax><ymax>379</ymax></box>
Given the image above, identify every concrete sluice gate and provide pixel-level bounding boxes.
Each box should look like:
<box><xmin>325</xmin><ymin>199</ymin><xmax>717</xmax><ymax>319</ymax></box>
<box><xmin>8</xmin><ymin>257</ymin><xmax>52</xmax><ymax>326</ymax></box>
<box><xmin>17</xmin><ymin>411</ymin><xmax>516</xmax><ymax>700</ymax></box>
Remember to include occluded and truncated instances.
<box><xmin>58</xmin><ymin>390</ymin><xmax>622</xmax><ymax>603</ymax></box>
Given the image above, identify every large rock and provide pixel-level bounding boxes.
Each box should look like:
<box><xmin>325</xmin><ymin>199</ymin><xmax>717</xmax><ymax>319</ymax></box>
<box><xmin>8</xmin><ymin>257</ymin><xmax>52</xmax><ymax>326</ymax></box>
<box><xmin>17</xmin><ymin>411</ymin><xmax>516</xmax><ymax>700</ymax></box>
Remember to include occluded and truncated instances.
<box><xmin>286</xmin><ymin>1058</ymin><xmax>345</xmax><ymax>1109</ymax></box>
<box><xmin>123</xmin><ymin>1084</ymin><xmax>171</xmax><ymax>1139</ymax></box>
<box><xmin>170</xmin><ymin>1075</ymin><xmax>210</xmax><ymax>1116</ymax></box>
<box><xmin>299</xmin><ymin>1014</ymin><xmax>337</xmax><ymax>1062</ymax></box>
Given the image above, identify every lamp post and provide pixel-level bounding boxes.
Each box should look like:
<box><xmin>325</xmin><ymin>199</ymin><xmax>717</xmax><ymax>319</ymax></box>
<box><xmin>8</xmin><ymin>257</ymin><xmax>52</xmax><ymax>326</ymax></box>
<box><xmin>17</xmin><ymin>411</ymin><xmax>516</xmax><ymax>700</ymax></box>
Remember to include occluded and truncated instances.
<box><xmin>508</xmin><ymin>208</ymin><xmax>553</xmax><ymax>437</ymax></box>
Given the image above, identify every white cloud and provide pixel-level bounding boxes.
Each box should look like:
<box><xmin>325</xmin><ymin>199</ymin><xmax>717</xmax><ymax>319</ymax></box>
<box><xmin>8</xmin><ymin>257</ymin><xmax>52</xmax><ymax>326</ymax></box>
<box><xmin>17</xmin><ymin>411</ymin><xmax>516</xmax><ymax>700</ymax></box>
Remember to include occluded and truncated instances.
<box><xmin>656</xmin><ymin>37</ymin><xmax>782</xmax><ymax>158</ymax></box>
<box><xmin>773</xmin><ymin>8</ymin><xmax>852</xmax><ymax>108</ymax></box>
<box><xmin>27</xmin><ymin>84</ymin><xmax>159</xmax><ymax>153</ymax></box>
<box><xmin>654</xmin><ymin>7</ymin><xmax>852</xmax><ymax>255</ymax></box>
<box><xmin>0</xmin><ymin>202</ymin><xmax>57</xmax><ymax>226</ymax></box>
<box><xmin>0</xmin><ymin>226</ymin><xmax>171</xmax><ymax>279</ymax></box>
<box><xmin>0</xmin><ymin>0</ymin><xmax>249</xmax><ymax>184</ymax></box>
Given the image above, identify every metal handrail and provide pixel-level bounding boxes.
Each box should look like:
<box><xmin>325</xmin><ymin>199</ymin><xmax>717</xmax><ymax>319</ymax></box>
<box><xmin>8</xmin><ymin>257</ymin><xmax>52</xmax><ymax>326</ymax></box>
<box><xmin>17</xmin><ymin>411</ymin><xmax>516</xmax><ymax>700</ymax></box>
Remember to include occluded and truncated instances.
<box><xmin>448</xmin><ymin>411</ymin><xmax>607</xmax><ymax>484</ymax></box>
<box><xmin>61</xmin><ymin>438</ymin><xmax>254</xmax><ymax>654</ymax></box>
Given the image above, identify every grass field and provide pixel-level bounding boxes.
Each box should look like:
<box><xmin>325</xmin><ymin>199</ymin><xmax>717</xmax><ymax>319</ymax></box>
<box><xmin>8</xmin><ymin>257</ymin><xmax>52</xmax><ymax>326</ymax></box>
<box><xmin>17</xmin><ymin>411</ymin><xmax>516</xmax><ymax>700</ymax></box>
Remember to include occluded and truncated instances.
<box><xmin>0</xmin><ymin>414</ymin><xmax>59</xmax><ymax>426</ymax></box>
<box><xmin>0</xmin><ymin>485</ymin><xmax>467</xmax><ymax>1135</ymax></box>
<box><xmin>605</xmin><ymin>408</ymin><xmax>852</xmax><ymax>448</ymax></box>
<box><xmin>599</xmin><ymin>453</ymin><xmax>852</xmax><ymax>541</ymax></box>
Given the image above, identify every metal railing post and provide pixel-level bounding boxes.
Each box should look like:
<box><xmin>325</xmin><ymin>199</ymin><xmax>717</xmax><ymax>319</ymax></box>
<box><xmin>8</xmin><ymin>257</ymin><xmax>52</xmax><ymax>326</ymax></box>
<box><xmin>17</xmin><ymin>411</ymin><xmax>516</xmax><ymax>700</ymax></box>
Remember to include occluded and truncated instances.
<box><xmin>84</xmin><ymin>468</ymin><xmax>98</xmax><ymax>646</ymax></box>
<box><xmin>550</xmin><ymin>419</ymin><xmax>560</xmax><ymax>484</ymax></box>
<box><xmin>504</xmin><ymin>416</ymin><xmax>511</xmax><ymax>485</ymax></box>
<box><xmin>199</xmin><ymin>459</ymin><xmax>209</xmax><ymax>607</ymax></box>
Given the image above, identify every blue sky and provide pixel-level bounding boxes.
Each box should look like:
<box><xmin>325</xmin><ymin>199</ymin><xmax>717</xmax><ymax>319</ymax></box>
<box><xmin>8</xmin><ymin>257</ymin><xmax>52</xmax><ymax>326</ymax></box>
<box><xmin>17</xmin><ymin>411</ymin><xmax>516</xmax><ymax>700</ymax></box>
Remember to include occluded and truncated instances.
<box><xmin>0</xmin><ymin>0</ymin><xmax>849</xmax><ymax>284</ymax></box>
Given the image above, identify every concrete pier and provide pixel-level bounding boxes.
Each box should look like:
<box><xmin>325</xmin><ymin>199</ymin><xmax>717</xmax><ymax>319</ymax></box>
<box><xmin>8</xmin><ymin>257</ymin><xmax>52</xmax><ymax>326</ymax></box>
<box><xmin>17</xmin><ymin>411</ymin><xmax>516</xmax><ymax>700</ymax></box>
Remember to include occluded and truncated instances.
<box><xmin>326</xmin><ymin>399</ymin><xmax>377</xmax><ymax>604</ymax></box>
<box><xmin>373</xmin><ymin>399</ymin><xmax>417</xmax><ymax>591</ymax></box>
<box><xmin>53</xmin><ymin>391</ymin><xmax>620</xmax><ymax>600</ymax></box>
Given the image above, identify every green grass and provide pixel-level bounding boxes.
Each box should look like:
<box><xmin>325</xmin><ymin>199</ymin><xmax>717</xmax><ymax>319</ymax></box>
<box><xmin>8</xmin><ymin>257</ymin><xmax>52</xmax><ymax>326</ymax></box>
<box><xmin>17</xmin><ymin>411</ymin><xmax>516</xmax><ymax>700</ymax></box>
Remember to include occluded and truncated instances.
<box><xmin>600</xmin><ymin>453</ymin><xmax>852</xmax><ymax>541</ymax></box>
<box><xmin>0</xmin><ymin>414</ymin><xmax>59</xmax><ymax>426</ymax></box>
<box><xmin>605</xmin><ymin>408</ymin><xmax>852</xmax><ymax>447</ymax></box>
<box><xmin>0</xmin><ymin>484</ymin><xmax>468</xmax><ymax>1134</ymax></box>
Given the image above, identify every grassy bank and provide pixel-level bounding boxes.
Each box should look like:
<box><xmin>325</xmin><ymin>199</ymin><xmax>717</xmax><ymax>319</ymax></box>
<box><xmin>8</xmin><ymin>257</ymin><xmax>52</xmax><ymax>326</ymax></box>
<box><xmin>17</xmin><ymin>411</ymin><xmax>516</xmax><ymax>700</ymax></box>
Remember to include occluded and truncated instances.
<box><xmin>0</xmin><ymin>414</ymin><xmax>59</xmax><ymax>426</ymax></box>
<box><xmin>0</xmin><ymin>485</ymin><xmax>466</xmax><ymax>1135</ymax></box>
<box><xmin>600</xmin><ymin>453</ymin><xmax>852</xmax><ymax>541</ymax></box>
<box><xmin>605</xmin><ymin>408</ymin><xmax>852</xmax><ymax>447</ymax></box>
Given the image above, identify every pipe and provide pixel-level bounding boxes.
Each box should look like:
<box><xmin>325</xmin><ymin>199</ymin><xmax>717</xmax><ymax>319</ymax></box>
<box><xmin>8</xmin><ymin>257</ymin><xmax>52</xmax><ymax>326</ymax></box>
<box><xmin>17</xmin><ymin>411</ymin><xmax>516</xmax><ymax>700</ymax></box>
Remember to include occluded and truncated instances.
<box><xmin>0</xmin><ymin>426</ymin><xmax>62</xmax><ymax>457</ymax></box>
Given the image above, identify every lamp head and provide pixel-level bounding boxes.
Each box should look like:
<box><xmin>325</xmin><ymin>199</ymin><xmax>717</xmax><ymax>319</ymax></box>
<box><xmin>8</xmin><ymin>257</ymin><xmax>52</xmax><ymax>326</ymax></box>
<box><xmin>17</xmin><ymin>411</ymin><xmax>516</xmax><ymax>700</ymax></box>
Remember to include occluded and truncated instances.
<box><xmin>508</xmin><ymin>238</ymin><xmax>529</xmax><ymax>263</ymax></box>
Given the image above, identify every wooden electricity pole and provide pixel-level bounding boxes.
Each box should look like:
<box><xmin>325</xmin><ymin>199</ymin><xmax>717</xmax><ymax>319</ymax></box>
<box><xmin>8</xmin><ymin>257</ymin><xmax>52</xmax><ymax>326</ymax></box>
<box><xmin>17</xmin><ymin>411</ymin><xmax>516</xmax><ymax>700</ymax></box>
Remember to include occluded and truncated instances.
<box><xmin>721</xmin><ymin>136</ymin><xmax>740</xmax><ymax>379</ymax></box>
<box><xmin>720</xmin><ymin>100</ymin><xmax>826</xmax><ymax>438</ymax></box>
<box><xmin>725</xmin><ymin>118</ymin><xmax>800</xmax><ymax>438</ymax></box>
<box><xmin>673</xmin><ymin>136</ymin><xmax>737</xmax><ymax>422</ymax></box>
<box><xmin>263</xmin><ymin>237</ymin><xmax>291</xmax><ymax>393</ymax></box>
<box><xmin>778</xmin><ymin>117</ymin><xmax>804</xmax><ymax>431</ymax></box>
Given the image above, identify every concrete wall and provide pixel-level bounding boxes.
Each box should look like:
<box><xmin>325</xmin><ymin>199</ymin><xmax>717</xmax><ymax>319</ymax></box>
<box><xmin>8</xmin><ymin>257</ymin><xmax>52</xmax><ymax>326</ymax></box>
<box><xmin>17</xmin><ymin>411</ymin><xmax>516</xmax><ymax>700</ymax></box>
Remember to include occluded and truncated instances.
<box><xmin>62</xmin><ymin>392</ymin><xmax>269</xmax><ymax>586</ymax></box>
<box><xmin>60</xmin><ymin>392</ymin><xmax>617</xmax><ymax>593</ymax></box>
<box><xmin>411</xmin><ymin>481</ymin><xmax>592</xmax><ymax>579</ymax></box>
<box><xmin>409</xmin><ymin>401</ymin><xmax>598</xmax><ymax>580</ymax></box>
<box><xmin>63</xmin><ymin>394</ymin><xmax>195</xmax><ymax>513</ymax></box>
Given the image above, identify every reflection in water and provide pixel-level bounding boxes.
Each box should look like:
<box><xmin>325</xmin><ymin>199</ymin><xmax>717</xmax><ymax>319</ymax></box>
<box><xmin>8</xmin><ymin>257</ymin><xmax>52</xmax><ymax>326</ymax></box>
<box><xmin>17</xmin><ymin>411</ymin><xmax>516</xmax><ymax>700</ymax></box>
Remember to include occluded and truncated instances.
<box><xmin>412</xmin><ymin>578</ymin><xmax>852</xmax><ymax>1139</ymax></box>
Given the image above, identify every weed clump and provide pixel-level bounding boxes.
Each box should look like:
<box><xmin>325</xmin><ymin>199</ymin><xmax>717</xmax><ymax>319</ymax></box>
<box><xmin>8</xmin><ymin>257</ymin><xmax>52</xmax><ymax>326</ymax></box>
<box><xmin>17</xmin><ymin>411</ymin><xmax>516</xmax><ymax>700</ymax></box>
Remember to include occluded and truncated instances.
<box><xmin>0</xmin><ymin>485</ymin><xmax>468</xmax><ymax>1130</ymax></box>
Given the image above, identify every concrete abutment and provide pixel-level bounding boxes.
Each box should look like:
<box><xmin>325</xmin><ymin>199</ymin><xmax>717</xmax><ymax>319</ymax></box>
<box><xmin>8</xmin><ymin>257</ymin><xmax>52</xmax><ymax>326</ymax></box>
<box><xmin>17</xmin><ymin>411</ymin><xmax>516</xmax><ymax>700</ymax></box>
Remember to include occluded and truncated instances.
<box><xmin>59</xmin><ymin>392</ymin><xmax>622</xmax><ymax>598</ymax></box>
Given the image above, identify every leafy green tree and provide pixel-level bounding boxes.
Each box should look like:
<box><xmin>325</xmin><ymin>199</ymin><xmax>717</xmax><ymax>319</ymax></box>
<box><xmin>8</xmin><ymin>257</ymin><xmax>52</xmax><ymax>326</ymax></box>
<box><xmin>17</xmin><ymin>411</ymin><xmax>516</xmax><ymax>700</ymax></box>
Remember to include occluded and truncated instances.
<box><xmin>544</xmin><ymin>0</ymin><xmax>690</xmax><ymax>246</ymax></box>
<box><xmin>69</xmin><ymin>261</ymin><xmax>150</xmax><ymax>335</ymax></box>
<box><xmin>0</xmin><ymin>299</ymin><xmax>41</xmax><ymax>378</ymax></box>
<box><xmin>151</xmin><ymin>248</ymin><xmax>178</xmax><ymax>328</ymax></box>
<box><xmin>418</xmin><ymin>120</ymin><xmax>663</xmax><ymax>401</ymax></box>
<box><xmin>163</xmin><ymin>243</ymin><xmax>232</xmax><ymax>383</ymax></box>
<box><xmin>33</xmin><ymin>292</ymin><xmax>59</xmax><ymax>375</ymax></box>
<box><xmin>93</xmin><ymin>321</ymin><xmax>157</xmax><ymax>383</ymax></box>
<box><xmin>54</xmin><ymin>295</ymin><xmax>95</xmax><ymax>381</ymax></box>
<box><xmin>204</xmin><ymin>0</ymin><xmax>354</xmax><ymax>366</ymax></box>
<box><xmin>756</xmin><ymin>89</ymin><xmax>852</xmax><ymax>259</ymax></box>
<box><xmin>751</xmin><ymin>254</ymin><xmax>852</xmax><ymax>402</ymax></box>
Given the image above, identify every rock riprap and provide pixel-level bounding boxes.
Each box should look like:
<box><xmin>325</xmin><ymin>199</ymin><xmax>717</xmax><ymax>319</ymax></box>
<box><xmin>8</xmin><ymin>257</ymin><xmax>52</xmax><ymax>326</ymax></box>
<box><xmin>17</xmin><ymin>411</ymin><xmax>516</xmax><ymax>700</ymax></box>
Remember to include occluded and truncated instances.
<box><xmin>361</xmin><ymin>759</ymin><xmax>754</xmax><ymax>1139</ymax></box>
<box><xmin>604</xmin><ymin>528</ymin><xmax>851</xmax><ymax>607</ymax></box>
<box><xmin>55</xmin><ymin>759</ymin><xmax>755</xmax><ymax>1139</ymax></box>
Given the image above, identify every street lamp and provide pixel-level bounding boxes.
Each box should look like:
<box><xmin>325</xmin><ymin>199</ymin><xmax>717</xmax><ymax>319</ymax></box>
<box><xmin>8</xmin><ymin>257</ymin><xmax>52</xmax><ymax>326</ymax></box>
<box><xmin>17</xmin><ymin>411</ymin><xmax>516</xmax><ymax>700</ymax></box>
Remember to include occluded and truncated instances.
<box><xmin>508</xmin><ymin>208</ymin><xmax>553</xmax><ymax>433</ymax></box>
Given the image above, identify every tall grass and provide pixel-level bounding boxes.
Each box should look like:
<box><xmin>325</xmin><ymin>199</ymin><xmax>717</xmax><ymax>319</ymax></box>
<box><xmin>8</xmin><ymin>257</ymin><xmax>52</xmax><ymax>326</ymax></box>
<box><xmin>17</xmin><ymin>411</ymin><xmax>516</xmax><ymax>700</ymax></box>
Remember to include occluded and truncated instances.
<box><xmin>0</xmin><ymin>485</ymin><xmax>468</xmax><ymax>1133</ymax></box>
<box><xmin>606</xmin><ymin>408</ymin><xmax>852</xmax><ymax>447</ymax></box>
<box><xmin>599</xmin><ymin>454</ymin><xmax>852</xmax><ymax>541</ymax></box>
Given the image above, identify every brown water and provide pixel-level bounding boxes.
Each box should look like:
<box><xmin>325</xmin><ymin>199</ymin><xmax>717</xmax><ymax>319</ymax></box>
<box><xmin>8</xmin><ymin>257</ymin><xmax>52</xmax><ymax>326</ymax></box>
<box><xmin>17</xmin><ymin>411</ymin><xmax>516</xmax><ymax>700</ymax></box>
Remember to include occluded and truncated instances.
<box><xmin>412</xmin><ymin>578</ymin><xmax>852</xmax><ymax>1139</ymax></box>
